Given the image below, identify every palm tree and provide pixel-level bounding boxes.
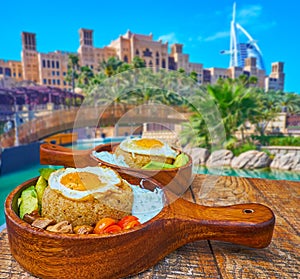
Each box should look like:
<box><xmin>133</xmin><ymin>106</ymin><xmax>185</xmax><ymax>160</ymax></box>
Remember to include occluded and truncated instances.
<box><xmin>65</xmin><ymin>54</ymin><xmax>80</xmax><ymax>92</ymax></box>
<box><xmin>182</xmin><ymin>78</ymin><xmax>260</xmax><ymax>149</ymax></box>
<box><xmin>276</xmin><ymin>91</ymin><xmax>300</xmax><ymax>113</ymax></box>
<box><xmin>78</xmin><ymin>66</ymin><xmax>94</xmax><ymax>86</ymax></box>
<box><xmin>131</xmin><ymin>56</ymin><xmax>146</xmax><ymax>69</ymax></box>
<box><xmin>249</xmin><ymin>76</ymin><xmax>258</xmax><ymax>86</ymax></box>
<box><xmin>100</xmin><ymin>57</ymin><xmax>123</xmax><ymax>77</ymax></box>
<box><xmin>178</xmin><ymin>68</ymin><xmax>185</xmax><ymax>74</ymax></box>
<box><xmin>189</xmin><ymin>71</ymin><xmax>198</xmax><ymax>82</ymax></box>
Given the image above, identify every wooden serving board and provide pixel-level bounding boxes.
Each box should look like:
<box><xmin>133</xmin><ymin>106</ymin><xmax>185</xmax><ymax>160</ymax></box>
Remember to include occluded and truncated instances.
<box><xmin>4</xmin><ymin>172</ymin><xmax>276</xmax><ymax>279</ymax></box>
<box><xmin>4</xmin><ymin>175</ymin><xmax>298</xmax><ymax>279</ymax></box>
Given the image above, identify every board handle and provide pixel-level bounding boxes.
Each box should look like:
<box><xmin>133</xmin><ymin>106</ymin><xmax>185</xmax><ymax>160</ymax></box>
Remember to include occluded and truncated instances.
<box><xmin>40</xmin><ymin>143</ymin><xmax>98</xmax><ymax>168</ymax></box>
<box><xmin>169</xmin><ymin>198</ymin><xmax>275</xmax><ymax>248</ymax></box>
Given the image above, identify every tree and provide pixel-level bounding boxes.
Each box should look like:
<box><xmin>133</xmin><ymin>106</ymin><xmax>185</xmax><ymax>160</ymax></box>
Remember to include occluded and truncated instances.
<box><xmin>178</xmin><ymin>68</ymin><xmax>185</xmax><ymax>74</ymax></box>
<box><xmin>249</xmin><ymin>76</ymin><xmax>258</xmax><ymax>86</ymax></box>
<box><xmin>131</xmin><ymin>56</ymin><xmax>146</xmax><ymax>69</ymax></box>
<box><xmin>100</xmin><ymin>57</ymin><xmax>123</xmax><ymax>77</ymax></box>
<box><xmin>78</xmin><ymin>66</ymin><xmax>94</xmax><ymax>86</ymax></box>
<box><xmin>182</xmin><ymin>78</ymin><xmax>260</xmax><ymax>149</ymax></box>
<box><xmin>189</xmin><ymin>71</ymin><xmax>198</xmax><ymax>82</ymax></box>
<box><xmin>276</xmin><ymin>91</ymin><xmax>300</xmax><ymax>113</ymax></box>
<box><xmin>65</xmin><ymin>54</ymin><xmax>80</xmax><ymax>92</ymax></box>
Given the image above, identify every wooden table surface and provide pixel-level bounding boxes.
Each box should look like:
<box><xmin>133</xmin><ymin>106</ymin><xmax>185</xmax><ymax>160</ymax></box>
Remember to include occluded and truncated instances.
<box><xmin>0</xmin><ymin>174</ymin><xmax>299</xmax><ymax>279</ymax></box>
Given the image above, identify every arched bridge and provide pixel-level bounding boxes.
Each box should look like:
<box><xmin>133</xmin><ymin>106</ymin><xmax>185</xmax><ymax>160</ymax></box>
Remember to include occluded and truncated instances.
<box><xmin>0</xmin><ymin>104</ymin><xmax>190</xmax><ymax>148</ymax></box>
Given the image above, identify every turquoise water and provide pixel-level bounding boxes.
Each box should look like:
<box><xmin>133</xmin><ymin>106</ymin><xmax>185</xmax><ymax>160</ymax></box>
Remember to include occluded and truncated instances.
<box><xmin>197</xmin><ymin>166</ymin><xmax>300</xmax><ymax>181</ymax></box>
<box><xmin>1</xmin><ymin>138</ymin><xmax>300</xmax><ymax>226</ymax></box>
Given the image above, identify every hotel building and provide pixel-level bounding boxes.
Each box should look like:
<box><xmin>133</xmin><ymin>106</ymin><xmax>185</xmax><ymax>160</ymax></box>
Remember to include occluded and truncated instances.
<box><xmin>0</xmin><ymin>28</ymin><xmax>285</xmax><ymax>92</ymax></box>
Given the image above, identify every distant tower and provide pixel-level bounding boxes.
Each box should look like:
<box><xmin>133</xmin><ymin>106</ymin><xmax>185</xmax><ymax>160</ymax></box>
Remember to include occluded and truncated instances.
<box><xmin>221</xmin><ymin>2</ymin><xmax>265</xmax><ymax>70</ymax></box>
<box><xmin>79</xmin><ymin>29</ymin><xmax>94</xmax><ymax>47</ymax></box>
<box><xmin>21</xmin><ymin>32</ymin><xmax>39</xmax><ymax>82</ymax></box>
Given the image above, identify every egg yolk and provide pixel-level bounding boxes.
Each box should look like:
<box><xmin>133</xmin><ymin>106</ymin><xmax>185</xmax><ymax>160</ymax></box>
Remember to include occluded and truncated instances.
<box><xmin>134</xmin><ymin>139</ymin><xmax>164</xmax><ymax>149</ymax></box>
<box><xmin>60</xmin><ymin>172</ymin><xmax>104</xmax><ymax>191</ymax></box>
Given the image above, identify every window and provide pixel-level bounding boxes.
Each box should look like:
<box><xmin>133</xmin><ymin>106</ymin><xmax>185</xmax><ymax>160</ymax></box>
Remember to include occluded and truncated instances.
<box><xmin>56</xmin><ymin>61</ymin><xmax>59</xmax><ymax>68</ymax></box>
<box><xmin>63</xmin><ymin>81</ymin><xmax>66</xmax><ymax>86</ymax></box>
<box><xmin>0</xmin><ymin>67</ymin><xmax>2</xmax><ymax>74</ymax></box>
<box><xmin>57</xmin><ymin>80</ymin><xmax>60</xmax><ymax>85</ymax></box>
<box><xmin>143</xmin><ymin>48</ymin><xmax>152</xmax><ymax>57</ymax></box>
<box><xmin>47</xmin><ymin>60</ymin><xmax>50</xmax><ymax>68</ymax></box>
<box><xmin>52</xmin><ymin>71</ymin><xmax>55</xmax><ymax>76</ymax></box>
<box><xmin>156</xmin><ymin>52</ymin><xmax>159</xmax><ymax>57</ymax></box>
<box><xmin>42</xmin><ymin>60</ymin><xmax>46</xmax><ymax>68</ymax></box>
<box><xmin>48</xmin><ymin>79</ymin><xmax>51</xmax><ymax>84</ymax></box>
<box><xmin>149</xmin><ymin>60</ymin><xmax>153</xmax><ymax>67</ymax></box>
<box><xmin>43</xmin><ymin>79</ymin><xmax>47</xmax><ymax>84</ymax></box>
<box><xmin>52</xmin><ymin>61</ymin><xmax>55</xmax><ymax>68</ymax></box>
<box><xmin>124</xmin><ymin>55</ymin><xmax>128</xmax><ymax>63</ymax></box>
<box><xmin>162</xmin><ymin>59</ymin><xmax>166</xmax><ymax>69</ymax></box>
<box><xmin>136</xmin><ymin>49</ymin><xmax>139</xmax><ymax>56</ymax></box>
<box><xmin>5</xmin><ymin>68</ymin><xmax>11</xmax><ymax>76</ymax></box>
<box><xmin>56</xmin><ymin>71</ymin><xmax>60</xmax><ymax>76</ymax></box>
<box><xmin>63</xmin><ymin>72</ymin><xmax>66</xmax><ymax>76</ymax></box>
<box><xmin>156</xmin><ymin>58</ymin><xmax>159</xmax><ymax>66</ymax></box>
<box><xmin>53</xmin><ymin>79</ymin><xmax>56</xmax><ymax>85</ymax></box>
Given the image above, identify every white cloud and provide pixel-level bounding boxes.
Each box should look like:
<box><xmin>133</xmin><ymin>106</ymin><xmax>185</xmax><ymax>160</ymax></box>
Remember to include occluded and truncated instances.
<box><xmin>158</xmin><ymin>32</ymin><xmax>178</xmax><ymax>44</ymax></box>
<box><xmin>235</xmin><ymin>4</ymin><xmax>276</xmax><ymax>31</ymax></box>
<box><xmin>204</xmin><ymin>31</ymin><xmax>229</xmax><ymax>42</ymax></box>
<box><xmin>237</xmin><ymin>4</ymin><xmax>262</xmax><ymax>25</ymax></box>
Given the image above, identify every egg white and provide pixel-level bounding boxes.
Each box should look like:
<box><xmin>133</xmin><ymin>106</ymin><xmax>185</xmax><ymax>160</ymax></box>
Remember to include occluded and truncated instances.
<box><xmin>48</xmin><ymin>166</ymin><xmax>122</xmax><ymax>200</ymax></box>
<box><xmin>119</xmin><ymin>138</ymin><xmax>178</xmax><ymax>159</ymax></box>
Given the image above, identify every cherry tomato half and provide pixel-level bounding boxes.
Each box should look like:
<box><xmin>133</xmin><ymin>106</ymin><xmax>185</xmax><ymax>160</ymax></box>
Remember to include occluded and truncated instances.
<box><xmin>93</xmin><ymin>218</ymin><xmax>116</xmax><ymax>234</ymax></box>
<box><xmin>117</xmin><ymin>215</ymin><xmax>139</xmax><ymax>229</ymax></box>
<box><xmin>123</xmin><ymin>220</ymin><xmax>141</xmax><ymax>230</ymax></box>
<box><xmin>103</xmin><ymin>224</ymin><xmax>122</xmax><ymax>233</ymax></box>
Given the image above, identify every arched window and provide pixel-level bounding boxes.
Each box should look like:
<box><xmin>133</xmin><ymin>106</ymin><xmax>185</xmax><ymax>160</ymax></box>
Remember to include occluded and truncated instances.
<box><xmin>162</xmin><ymin>59</ymin><xmax>166</xmax><ymax>69</ymax></box>
<box><xmin>156</xmin><ymin>51</ymin><xmax>159</xmax><ymax>57</ymax></box>
<box><xmin>124</xmin><ymin>55</ymin><xmax>128</xmax><ymax>63</ymax></box>
<box><xmin>143</xmin><ymin>48</ymin><xmax>152</xmax><ymax>57</ymax></box>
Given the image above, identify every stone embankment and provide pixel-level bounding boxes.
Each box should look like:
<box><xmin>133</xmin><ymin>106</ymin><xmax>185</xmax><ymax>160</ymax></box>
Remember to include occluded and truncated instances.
<box><xmin>184</xmin><ymin>146</ymin><xmax>300</xmax><ymax>172</ymax></box>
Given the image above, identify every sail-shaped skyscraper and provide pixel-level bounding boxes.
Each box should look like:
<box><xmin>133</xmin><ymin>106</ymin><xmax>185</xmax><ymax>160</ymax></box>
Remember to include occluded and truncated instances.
<box><xmin>221</xmin><ymin>2</ymin><xmax>265</xmax><ymax>71</ymax></box>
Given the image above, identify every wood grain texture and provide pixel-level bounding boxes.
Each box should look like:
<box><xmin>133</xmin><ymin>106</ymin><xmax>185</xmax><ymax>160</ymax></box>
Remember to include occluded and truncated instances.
<box><xmin>1</xmin><ymin>175</ymin><xmax>298</xmax><ymax>279</ymax></box>
<box><xmin>191</xmin><ymin>175</ymin><xmax>299</xmax><ymax>279</ymax></box>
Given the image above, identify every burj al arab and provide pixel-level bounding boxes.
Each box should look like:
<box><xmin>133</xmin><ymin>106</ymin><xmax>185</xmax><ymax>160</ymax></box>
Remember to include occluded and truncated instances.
<box><xmin>221</xmin><ymin>2</ymin><xmax>265</xmax><ymax>71</ymax></box>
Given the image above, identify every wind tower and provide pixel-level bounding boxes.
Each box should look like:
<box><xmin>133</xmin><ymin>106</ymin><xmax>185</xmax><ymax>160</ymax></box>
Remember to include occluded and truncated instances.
<box><xmin>221</xmin><ymin>2</ymin><xmax>265</xmax><ymax>70</ymax></box>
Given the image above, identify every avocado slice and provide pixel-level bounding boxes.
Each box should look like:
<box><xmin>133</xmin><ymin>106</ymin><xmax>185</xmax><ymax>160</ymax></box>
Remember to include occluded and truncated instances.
<box><xmin>142</xmin><ymin>161</ymin><xmax>175</xmax><ymax>170</ymax></box>
<box><xmin>173</xmin><ymin>153</ymin><xmax>189</xmax><ymax>167</ymax></box>
<box><xmin>35</xmin><ymin>175</ymin><xmax>48</xmax><ymax>207</ymax></box>
<box><xmin>38</xmin><ymin>168</ymin><xmax>56</xmax><ymax>181</ymax></box>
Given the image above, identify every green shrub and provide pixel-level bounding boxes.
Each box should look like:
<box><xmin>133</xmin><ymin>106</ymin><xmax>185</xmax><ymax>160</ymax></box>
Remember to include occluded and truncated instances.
<box><xmin>231</xmin><ymin>142</ymin><xmax>257</xmax><ymax>156</ymax></box>
<box><xmin>251</xmin><ymin>135</ymin><xmax>300</xmax><ymax>146</ymax></box>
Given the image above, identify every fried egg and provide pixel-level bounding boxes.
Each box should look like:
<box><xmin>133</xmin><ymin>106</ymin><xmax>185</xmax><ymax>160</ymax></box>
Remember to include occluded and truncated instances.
<box><xmin>119</xmin><ymin>138</ymin><xmax>178</xmax><ymax>159</ymax></box>
<box><xmin>48</xmin><ymin>166</ymin><xmax>123</xmax><ymax>201</ymax></box>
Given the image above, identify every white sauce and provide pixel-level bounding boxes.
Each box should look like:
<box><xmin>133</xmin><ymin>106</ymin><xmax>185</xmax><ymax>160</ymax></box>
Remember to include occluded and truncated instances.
<box><xmin>129</xmin><ymin>183</ymin><xmax>164</xmax><ymax>224</ymax></box>
<box><xmin>93</xmin><ymin>151</ymin><xmax>129</xmax><ymax>167</ymax></box>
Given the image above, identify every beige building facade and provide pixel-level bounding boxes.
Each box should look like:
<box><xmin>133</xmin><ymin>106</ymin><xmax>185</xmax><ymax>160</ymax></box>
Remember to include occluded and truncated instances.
<box><xmin>0</xmin><ymin>59</ymin><xmax>23</xmax><ymax>82</ymax></box>
<box><xmin>0</xmin><ymin>29</ymin><xmax>285</xmax><ymax>92</ymax></box>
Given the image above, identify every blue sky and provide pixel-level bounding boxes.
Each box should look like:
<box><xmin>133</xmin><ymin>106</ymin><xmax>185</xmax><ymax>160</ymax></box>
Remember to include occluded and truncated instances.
<box><xmin>1</xmin><ymin>0</ymin><xmax>299</xmax><ymax>93</ymax></box>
